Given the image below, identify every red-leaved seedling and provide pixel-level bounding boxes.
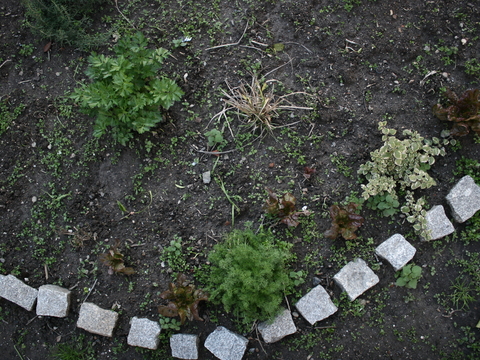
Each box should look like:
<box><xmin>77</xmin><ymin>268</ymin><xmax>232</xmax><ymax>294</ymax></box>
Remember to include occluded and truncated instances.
<box><xmin>324</xmin><ymin>203</ymin><xmax>365</xmax><ymax>240</ymax></box>
<box><xmin>158</xmin><ymin>273</ymin><xmax>208</xmax><ymax>325</ymax></box>
<box><xmin>264</xmin><ymin>188</ymin><xmax>311</xmax><ymax>227</ymax></box>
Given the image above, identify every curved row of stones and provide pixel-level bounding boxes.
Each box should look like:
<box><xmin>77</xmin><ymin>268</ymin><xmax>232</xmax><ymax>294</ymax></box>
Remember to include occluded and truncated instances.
<box><xmin>0</xmin><ymin>176</ymin><xmax>479</xmax><ymax>359</ymax></box>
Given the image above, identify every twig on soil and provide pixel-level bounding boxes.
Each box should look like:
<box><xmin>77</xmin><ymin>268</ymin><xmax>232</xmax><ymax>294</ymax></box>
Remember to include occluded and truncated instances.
<box><xmin>13</xmin><ymin>344</ymin><xmax>24</xmax><ymax>360</ymax></box>
<box><xmin>254</xmin><ymin>324</ymin><xmax>267</xmax><ymax>355</ymax></box>
<box><xmin>194</xmin><ymin>148</ymin><xmax>238</xmax><ymax>155</ymax></box>
<box><xmin>205</xmin><ymin>22</ymin><xmax>249</xmax><ymax>51</ymax></box>
<box><xmin>44</xmin><ymin>263</ymin><xmax>49</xmax><ymax>280</ymax></box>
<box><xmin>264</xmin><ymin>56</ymin><xmax>293</xmax><ymax>78</ymax></box>
<box><xmin>315</xmin><ymin>325</ymin><xmax>336</xmax><ymax>330</ymax></box>
<box><xmin>69</xmin><ymin>281</ymin><xmax>79</xmax><ymax>291</ymax></box>
<box><xmin>114</xmin><ymin>0</ymin><xmax>136</xmax><ymax>29</ymax></box>
<box><xmin>419</xmin><ymin>70</ymin><xmax>437</xmax><ymax>87</ymax></box>
<box><xmin>83</xmin><ymin>278</ymin><xmax>98</xmax><ymax>303</ymax></box>
<box><xmin>0</xmin><ymin>59</ymin><xmax>11</xmax><ymax>69</ymax></box>
<box><xmin>284</xmin><ymin>42</ymin><xmax>312</xmax><ymax>54</ymax></box>
<box><xmin>26</xmin><ymin>315</ymin><xmax>38</xmax><ymax>325</ymax></box>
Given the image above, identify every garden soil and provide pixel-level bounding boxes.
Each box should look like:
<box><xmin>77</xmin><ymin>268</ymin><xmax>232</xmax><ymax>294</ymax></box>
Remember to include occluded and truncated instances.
<box><xmin>1</xmin><ymin>1</ymin><xmax>480</xmax><ymax>359</ymax></box>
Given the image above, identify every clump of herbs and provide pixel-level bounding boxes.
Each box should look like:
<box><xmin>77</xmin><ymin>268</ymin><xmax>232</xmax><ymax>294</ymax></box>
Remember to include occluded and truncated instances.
<box><xmin>395</xmin><ymin>264</ymin><xmax>422</xmax><ymax>289</ymax></box>
<box><xmin>98</xmin><ymin>239</ymin><xmax>134</xmax><ymax>275</ymax></box>
<box><xmin>206</xmin><ymin>226</ymin><xmax>295</xmax><ymax>324</ymax></box>
<box><xmin>22</xmin><ymin>0</ymin><xmax>108</xmax><ymax>49</ymax></box>
<box><xmin>433</xmin><ymin>88</ymin><xmax>480</xmax><ymax>137</ymax></box>
<box><xmin>264</xmin><ymin>188</ymin><xmax>311</xmax><ymax>227</ymax></box>
<box><xmin>158</xmin><ymin>273</ymin><xmax>208</xmax><ymax>325</ymax></box>
<box><xmin>70</xmin><ymin>32</ymin><xmax>184</xmax><ymax>145</ymax></box>
<box><xmin>324</xmin><ymin>203</ymin><xmax>364</xmax><ymax>240</ymax></box>
<box><xmin>358</xmin><ymin>121</ymin><xmax>449</xmax><ymax>239</ymax></box>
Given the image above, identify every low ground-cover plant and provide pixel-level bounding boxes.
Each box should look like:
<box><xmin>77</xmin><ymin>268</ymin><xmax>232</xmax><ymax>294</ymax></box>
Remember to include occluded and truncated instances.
<box><xmin>433</xmin><ymin>88</ymin><xmax>480</xmax><ymax>137</ymax></box>
<box><xmin>71</xmin><ymin>32</ymin><xmax>183</xmax><ymax>145</ymax></box>
<box><xmin>158</xmin><ymin>273</ymin><xmax>208</xmax><ymax>325</ymax></box>
<box><xmin>395</xmin><ymin>264</ymin><xmax>422</xmax><ymax>289</ymax></box>
<box><xmin>324</xmin><ymin>203</ymin><xmax>364</xmax><ymax>240</ymax></box>
<box><xmin>358</xmin><ymin>121</ymin><xmax>449</xmax><ymax>238</ymax></box>
<box><xmin>264</xmin><ymin>188</ymin><xmax>311</xmax><ymax>227</ymax></box>
<box><xmin>206</xmin><ymin>226</ymin><xmax>296</xmax><ymax>324</ymax></box>
<box><xmin>22</xmin><ymin>0</ymin><xmax>108</xmax><ymax>49</ymax></box>
<box><xmin>99</xmin><ymin>239</ymin><xmax>134</xmax><ymax>275</ymax></box>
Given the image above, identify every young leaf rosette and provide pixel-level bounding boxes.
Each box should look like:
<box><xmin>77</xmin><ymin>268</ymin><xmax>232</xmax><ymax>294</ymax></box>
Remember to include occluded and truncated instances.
<box><xmin>158</xmin><ymin>273</ymin><xmax>208</xmax><ymax>325</ymax></box>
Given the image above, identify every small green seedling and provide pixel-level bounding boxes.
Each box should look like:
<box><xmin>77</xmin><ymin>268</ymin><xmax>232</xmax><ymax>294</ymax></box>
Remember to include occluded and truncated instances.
<box><xmin>204</xmin><ymin>129</ymin><xmax>225</xmax><ymax>148</ymax></box>
<box><xmin>395</xmin><ymin>264</ymin><xmax>422</xmax><ymax>289</ymax></box>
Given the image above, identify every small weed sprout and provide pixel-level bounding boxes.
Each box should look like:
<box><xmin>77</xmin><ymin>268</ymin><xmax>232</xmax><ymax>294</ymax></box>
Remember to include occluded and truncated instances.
<box><xmin>99</xmin><ymin>239</ymin><xmax>134</xmax><ymax>275</ymax></box>
<box><xmin>158</xmin><ymin>273</ymin><xmax>208</xmax><ymax>324</ymax></box>
<box><xmin>395</xmin><ymin>264</ymin><xmax>422</xmax><ymax>289</ymax></box>
<box><xmin>212</xmin><ymin>75</ymin><xmax>312</xmax><ymax>135</ymax></box>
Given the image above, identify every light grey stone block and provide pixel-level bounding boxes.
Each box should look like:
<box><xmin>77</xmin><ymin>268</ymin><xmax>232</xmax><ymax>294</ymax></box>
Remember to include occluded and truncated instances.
<box><xmin>375</xmin><ymin>234</ymin><xmax>416</xmax><ymax>271</ymax></box>
<box><xmin>258</xmin><ymin>308</ymin><xmax>297</xmax><ymax>343</ymax></box>
<box><xmin>295</xmin><ymin>286</ymin><xmax>338</xmax><ymax>325</ymax></box>
<box><xmin>127</xmin><ymin>317</ymin><xmax>161</xmax><ymax>350</ymax></box>
<box><xmin>424</xmin><ymin>205</ymin><xmax>455</xmax><ymax>241</ymax></box>
<box><xmin>36</xmin><ymin>284</ymin><xmax>71</xmax><ymax>317</ymax></box>
<box><xmin>77</xmin><ymin>302</ymin><xmax>118</xmax><ymax>337</ymax></box>
<box><xmin>170</xmin><ymin>333</ymin><xmax>199</xmax><ymax>359</ymax></box>
<box><xmin>0</xmin><ymin>274</ymin><xmax>38</xmax><ymax>311</ymax></box>
<box><xmin>446</xmin><ymin>175</ymin><xmax>480</xmax><ymax>223</ymax></box>
<box><xmin>204</xmin><ymin>326</ymin><xmax>248</xmax><ymax>360</ymax></box>
<box><xmin>333</xmin><ymin>258</ymin><xmax>379</xmax><ymax>301</ymax></box>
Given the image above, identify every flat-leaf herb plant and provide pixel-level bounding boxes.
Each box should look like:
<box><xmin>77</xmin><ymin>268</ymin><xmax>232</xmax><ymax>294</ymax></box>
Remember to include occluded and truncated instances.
<box><xmin>71</xmin><ymin>32</ymin><xmax>184</xmax><ymax>145</ymax></box>
<box><xmin>395</xmin><ymin>264</ymin><xmax>422</xmax><ymax>289</ymax></box>
<box><xmin>206</xmin><ymin>226</ymin><xmax>296</xmax><ymax>324</ymax></box>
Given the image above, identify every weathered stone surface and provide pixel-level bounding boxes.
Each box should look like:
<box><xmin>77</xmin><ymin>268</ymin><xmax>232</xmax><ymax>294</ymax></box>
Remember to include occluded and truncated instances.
<box><xmin>36</xmin><ymin>284</ymin><xmax>71</xmax><ymax>317</ymax></box>
<box><xmin>424</xmin><ymin>205</ymin><xmax>455</xmax><ymax>241</ymax></box>
<box><xmin>127</xmin><ymin>317</ymin><xmax>161</xmax><ymax>350</ymax></box>
<box><xmin>375</xmin><ymin>234</ymin><xmax>416</xmax><ymax>271</ymax></box>
<box><xmin>170</xmin><ymin>333</ymin><xmax>199</xmax><ymax>360</ymax></box>
<box><xmin>258</xmin><ymin>308</ymin><xmax>297</xmax><ymax>343</ymax></box>
<box><xmin>0</xmin><ymin>274</ymin><xmax>38</xmax><ymax>311</ymax></box>
<box><xmin>77</xmin><ymin>302</ymin><xmax>118</xmax><ymax>337</ymax></box>
<box><xmin>333</xmin><ymin>258</ymin><xmax>379</xmax><ymax>301</ymax></box>
<box><xmin>204</xmin><ymin>326</ymin><xmax>248</xmax><ymax>360</ymax></box>
<box><xmin>295</xmin><ymin>286</ymin><xmax>338</xmax><ymax>325</ymax></box>
<box><xmin>446</xmin><ymin>175</ymin><xmax>480</xmax><ymax>223</ymax></box>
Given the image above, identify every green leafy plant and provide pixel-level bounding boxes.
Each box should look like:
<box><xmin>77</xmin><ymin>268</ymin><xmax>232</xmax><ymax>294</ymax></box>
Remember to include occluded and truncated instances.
<box><xmin>204</xmin><ymin>128</ymin><xmax>226</xmax><ymax>148</ymax></box>
<box><xmin>264</xmin><ymin>188</ymin><xmax>311</xmax><ymax>227</ymax></box>
<box><xmin>324</xmin><ymin>203</ymin><xmax>364</xmax><ymax>240</ymax></box>
<box><xmin>366</xmin><ymin>192</ymin><xmax>400</xmax><ymax>217</ymax></box>
<box><xmin>98</xmin><ymin>239</ymin><xmax>134</xmax><ymax>275</ymax></box>
<box><xmin>454</xmin><ymin>156</ymin><xmax>480</xmax><ymax>183</ymax></box>
<box><xmin>51</xmin><ymin>334</ymin><xmax>95</xmax><ymax>360</ymax></box>
<box><xmin>358</xmin><ymin>121</ymin><xmax>448</xmax><ymax>237</ymax></box>
<box><xmin>158</xmin><ymin>273</ymin><xmax>208</xmax><ymax>325</ymax></box>
<box><xmin>432</xmin><ymin>88</ymin><xmax>480</xmax><ymax>137</ymax></box>
<box><xmin>160</xmin><ymin>236</ymin><xmax>189</xmax><ymax>274</ymax></box>
<box><xmin>450</xmin><ymin>276</ymin><xmax>475</xmax><ymax>311</ymax></box>
<box><xmin>465</xmin><ymin>59</ymin><xmax>480</xmax><ymax>79</ymax></box>
<box><xmin>395</xmin><ymin>264</ymin><xmax>422</xmax><ymax>289</ymax></box>
<box><xmin>0</xmin><ymin>98</ymin><xmax>25</xmax><ymax>135</ymax></box>
<box><xmin>22</xmin><ymin>0</ymin><xmax>108</xmax><ymax>49</ymax></box>
<box><xmin>70</xmin><ymin>32</ymin><xmax>184</xmax><ymax>145</ymax></box>
<box><xmin>206</xmin><ymin>227</ymin><xmax>295</xmax><ymax>324</ymax></box>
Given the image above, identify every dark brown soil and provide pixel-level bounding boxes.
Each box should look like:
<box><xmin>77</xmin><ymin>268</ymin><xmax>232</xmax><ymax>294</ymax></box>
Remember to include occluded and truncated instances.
<box><xmin>1</xmin><ymin>1</ymin><xmax>480</xmax><ymax>359</ymax></box>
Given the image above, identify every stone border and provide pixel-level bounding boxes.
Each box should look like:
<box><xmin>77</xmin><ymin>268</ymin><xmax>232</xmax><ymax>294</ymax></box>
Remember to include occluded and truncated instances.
<box><xmin>0</xmin><ymin>176</ymin><xmax>477</xmax><ymax>359</ymax></box>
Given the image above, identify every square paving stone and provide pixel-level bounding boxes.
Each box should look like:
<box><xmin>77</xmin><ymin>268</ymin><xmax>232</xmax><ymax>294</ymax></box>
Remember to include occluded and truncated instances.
<box><xmin>77</xmin><ymin>302</ymin><xmax>118</xmax><ymax>337</ymax></box>
<box><xmin>258</xmin><ymin>308</ymin><xmax>297</xmax><ymax>343</ymax></box>
<box><xmin>446</xmin><ymin>175</ymin><xmax>480</xmax><ymax>223</ymax></box>
<box><xmin>204</xmin><ymin>326</ymin><xmax>248</xmax><ymax>360</ymax></box>
<box><xmin>170</xmin><ymin>333</ymin><xmax>199</xmax><ymax>359</ymax></box>
<box><xmin>295</xmin><ymin>286</ymin><xmax>338</xmax><ymax>325</ymax></box>
<box><xmin>375</xmin><ymin>234</ymin><xmax>416</xmax><ymax>271</ymax></box>
<box><xmin>424</xmin><ymin>205</ymin><xmax>455</xmax><ymax>241</ymax></box>
<box><xmin>127</xmin><ymin>317</ymin><xmax>161</xmax><ymax>350</ymax></box>
<box><xmin>333</xmin><ymin>258</ymin><xmax>379</xmax><ymax>301</ymax></box>
<box><xmin>0</xmin><ymin>274</ymin><xmax>38</xmax><ymax>311</ymax></box>
<box><xmin>36</xmin><ymin>284</ymin><xmax>71</xmax><ymax>318</ymax></box>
